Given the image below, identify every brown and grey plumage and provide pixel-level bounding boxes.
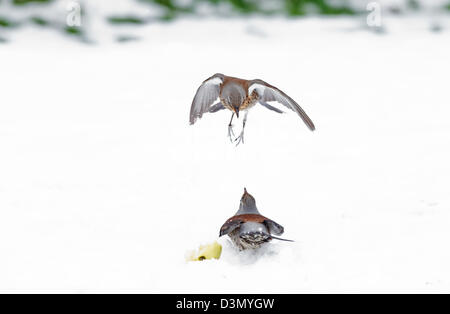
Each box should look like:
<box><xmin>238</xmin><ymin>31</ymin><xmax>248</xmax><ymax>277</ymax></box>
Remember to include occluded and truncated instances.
<box><xmin>219</xmin><ymin>188</ymin><xmax>293</xmax><ymax>250</ymax></box>
<box><xmin>189</xmin><ymin>73</ymin><xmax>315</xmax><ymax>144</ymax></box>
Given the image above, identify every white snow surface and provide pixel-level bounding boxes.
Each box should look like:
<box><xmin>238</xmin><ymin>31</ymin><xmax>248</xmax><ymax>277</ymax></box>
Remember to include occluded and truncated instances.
<box><xmin>1</xmin><ymin>16</ymin><xmax>450</xmax><ymax>293</ymax></box>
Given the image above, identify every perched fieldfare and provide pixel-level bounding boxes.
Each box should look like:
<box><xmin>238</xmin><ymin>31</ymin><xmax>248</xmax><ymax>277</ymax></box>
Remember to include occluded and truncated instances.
<box><xmin>190</xmin><ymin>73</ymin><xmax>315</xmax><ymax>144</ymax></box>
<box><xmin>219</xmin><ymin>188</ymin><xmax>293</xmax><ymax>250</ymax></box>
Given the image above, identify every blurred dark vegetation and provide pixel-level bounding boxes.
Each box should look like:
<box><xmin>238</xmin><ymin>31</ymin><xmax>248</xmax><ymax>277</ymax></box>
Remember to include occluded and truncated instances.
<box><xmin>0</xmin><ymin>0</ymin><xmax>449</xmax><ymax>43</ymax></box>
<box><xmin>105</xmin><ymin>0</ymin><xmax>361</xmax><ymax>24</ymax></box>
<box><xmin>136</xmin><ymin>0</ymin><xmax>358</xmax><ymax>18</ymax></box>
<box><xmin>11</xmin><ymin>0</ymin><xmax>52</xmax><ymax>5</ymax></box>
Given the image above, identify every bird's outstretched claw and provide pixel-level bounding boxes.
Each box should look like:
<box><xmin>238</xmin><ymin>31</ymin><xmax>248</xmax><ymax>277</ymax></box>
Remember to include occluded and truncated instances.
<box><xmin>234</xmin><ymin>131</ymin><xmax>244</xmax><ymax>146</ymax></box>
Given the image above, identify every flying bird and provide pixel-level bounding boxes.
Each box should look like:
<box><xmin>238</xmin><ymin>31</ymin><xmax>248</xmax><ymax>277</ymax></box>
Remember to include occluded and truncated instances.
<box><xmin>219</xmin><ymin>188</ymin><xmax>293</xmax><ymax>250</ymax></box>
<box><xmin>189</xmin><ymin>73</ymin><xmax>315</xmax><ymax>144</ymax></box>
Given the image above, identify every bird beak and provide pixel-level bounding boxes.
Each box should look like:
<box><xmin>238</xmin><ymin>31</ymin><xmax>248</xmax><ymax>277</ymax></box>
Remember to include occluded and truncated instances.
<box><xmin>234</xmin><ymin>107</ymin><xmax>240</xmax><ymax>118</ymax></box>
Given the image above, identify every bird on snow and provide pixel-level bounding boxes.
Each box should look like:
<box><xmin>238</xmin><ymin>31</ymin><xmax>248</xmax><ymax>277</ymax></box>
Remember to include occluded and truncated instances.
<box><xmin>219</xmin><ymin>188</ymin><xmax>293</xmax><ymax>250</ymax></box>
<box><xmin>189</xmin><ymin>73</ymin><xmax>315</xmax><ymax>144</ymax></box>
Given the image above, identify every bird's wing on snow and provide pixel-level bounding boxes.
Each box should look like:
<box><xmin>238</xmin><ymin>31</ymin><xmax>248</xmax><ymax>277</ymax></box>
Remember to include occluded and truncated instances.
<box><xmin>263</xmin><ymin>219</ymin><xmax>294</xmax><ymax>241</ymax></box>
<box><xmin>189</xmin><ymin>73</ymin><xmax>224</xmax><ymax>124</ymax></box>
<box><xmin>263</xmin><ymin>219</ymin><xmax>284</xmax><ymax>236</ymax></box>
<box><xmin>219</xmin><ymin>217</ymin><xmax>242</xmax><ymax>237</ymax></box>
<box><xmin>249</xmin><ymin>79</ymin><xmax>315</xmax><ymax>131</ymax></box>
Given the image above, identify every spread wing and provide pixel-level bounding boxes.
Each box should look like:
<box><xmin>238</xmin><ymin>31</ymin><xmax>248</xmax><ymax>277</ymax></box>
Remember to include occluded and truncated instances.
<box><xmin>263</xmin><ymin>219</ymin><xmax>284</xmax><ymax>236</ymax></box>
<box><xmin>249</xmin><ymin>79</ymin><xmax>315</xmax><ymax>131</ymax></box>
<box><xmin>189</xmin><ymin>73</ymin><xmax>224</xmax><ymax>124</ymax></box>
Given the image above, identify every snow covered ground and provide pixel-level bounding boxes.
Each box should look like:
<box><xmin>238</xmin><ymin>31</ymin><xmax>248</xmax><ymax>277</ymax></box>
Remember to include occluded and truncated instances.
<box><xmin>1</xmin><ymin>15</ymin><xmax>450</xmax><ymax>293</ymax></box>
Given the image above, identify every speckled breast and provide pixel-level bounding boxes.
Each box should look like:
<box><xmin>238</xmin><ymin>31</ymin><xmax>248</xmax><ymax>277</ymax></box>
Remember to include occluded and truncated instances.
<box><xmin>240</xmin><ymin>90</ymin><xmax>259</xmax><ymax>111</ymax></box>
<box><xmin>220</xmin><ymin>89</ymin><xmax>259</xmax><ymax>112</ymax></box>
